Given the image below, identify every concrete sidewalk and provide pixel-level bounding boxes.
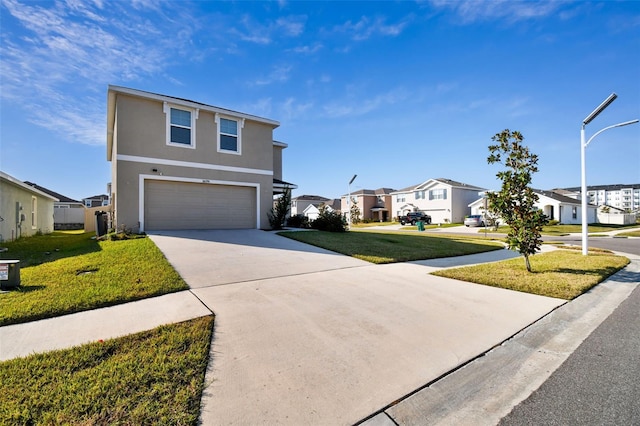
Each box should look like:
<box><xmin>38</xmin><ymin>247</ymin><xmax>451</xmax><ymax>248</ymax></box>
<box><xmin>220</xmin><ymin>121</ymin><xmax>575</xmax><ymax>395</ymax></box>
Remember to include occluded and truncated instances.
<box><xmin>0</xmin><ymin>290</ymin><xmax>212</xmax><ymax>361</ymax></box>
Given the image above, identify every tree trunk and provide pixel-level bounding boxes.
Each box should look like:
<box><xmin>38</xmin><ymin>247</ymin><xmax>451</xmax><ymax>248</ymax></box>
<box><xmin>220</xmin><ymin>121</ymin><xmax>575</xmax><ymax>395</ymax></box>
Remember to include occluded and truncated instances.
<box><xmin>524</xmin><ymin>254</ymin><xmax>532</xmax><ymax>272</ymax></box>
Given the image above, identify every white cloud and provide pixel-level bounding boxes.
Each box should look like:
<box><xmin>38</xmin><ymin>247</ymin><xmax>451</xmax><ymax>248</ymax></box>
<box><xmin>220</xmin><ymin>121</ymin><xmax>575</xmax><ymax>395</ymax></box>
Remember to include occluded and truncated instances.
<box><xmin>429</xmin><ymin>0</ymin><xmax>565</xmax><ymax>24</ymax></box>
<box><xmin>334</xmin><ymin>15</ymin><xmax>412</xmax><ymax>41</ymax></box>
<box><xmin>0</xmin><ymin>0</ymin><xmax>198</xmax><ymax>146</ymax></box>
<box><xmin>323</xmin><ymin>87</ymin><xmax>410</xmax><ymax>118</ymax></box>
<box><xmin>281</xmin><ymin>97</ymin><xmax>313</xmax><ymax>120</ymax></box>
<box><xmin>290</xmin><ymin>43</ymin><xmax>323</xmax><ymax>54</ymax></box>
<box><xmin>253</xmin><ymin>65</ymin><xmax>293</xmax><ymax>86</ymax></box>
<box><xmin>233</xmin><ymin>14</ymin><xmax>306</xmax><ymax>45</ymax></box>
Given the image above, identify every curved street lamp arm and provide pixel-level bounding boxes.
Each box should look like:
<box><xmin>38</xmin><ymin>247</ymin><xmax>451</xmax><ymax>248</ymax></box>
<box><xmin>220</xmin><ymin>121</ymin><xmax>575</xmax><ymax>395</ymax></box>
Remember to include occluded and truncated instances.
<box><xmin>584</xmin><ymin>119</ymin><xmax>640</xmax><ymax>147</ymax></box>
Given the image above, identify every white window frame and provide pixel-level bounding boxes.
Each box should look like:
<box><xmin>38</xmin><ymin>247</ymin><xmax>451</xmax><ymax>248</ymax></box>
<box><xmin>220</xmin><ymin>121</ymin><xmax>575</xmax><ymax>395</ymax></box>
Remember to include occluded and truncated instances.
<box><xmin>31</xmin><ymin>196</ymin><xmax>37</xmax><ymax>229</ymax></box>
<box><xmin>215</xmin><ymin>113</ymin><xmax>244</xmax><ymax>155</ymax></box>
<box><xmin>429</xmin><ymin>188</ymin><xmax>447</xmax><ymax>200</ymax></box>
<box><xmin>164</xmin><ymin>102</ymin><xmax>198</xmax><ymax>149</ymax></box>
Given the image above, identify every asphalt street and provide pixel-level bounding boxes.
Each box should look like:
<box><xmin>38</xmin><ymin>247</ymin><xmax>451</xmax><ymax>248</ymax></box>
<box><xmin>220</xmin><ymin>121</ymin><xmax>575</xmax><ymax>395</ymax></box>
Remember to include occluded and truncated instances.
<box><xmin>499</xmin><ymin>279</ymin><xmax>640</xmax><ymax>425</ymax></box>
<box><xmin>499</xmin><ymin>234</ymin><xmax>640</xmax><ymax>425</ymax></box>
<box><xmin>553</xmin><ymin>235</ymin><xmax>640</xmax><ymax>256</ymax></box>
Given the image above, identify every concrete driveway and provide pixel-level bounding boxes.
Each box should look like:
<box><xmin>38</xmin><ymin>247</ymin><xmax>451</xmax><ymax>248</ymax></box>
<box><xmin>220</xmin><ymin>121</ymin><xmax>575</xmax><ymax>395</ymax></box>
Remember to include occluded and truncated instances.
<box><xmin>149</xmin><ymin>230</ymin><xmax>564</xmax><ymax>425</ymax></box>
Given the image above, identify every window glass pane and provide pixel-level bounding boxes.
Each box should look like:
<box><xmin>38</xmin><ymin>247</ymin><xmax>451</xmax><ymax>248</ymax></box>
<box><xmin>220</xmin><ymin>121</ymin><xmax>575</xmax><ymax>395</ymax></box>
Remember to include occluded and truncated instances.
<box><xmin>171</xmin><ymin>108</ymin><xmax>191</xmax><ymax>127</ymax></box>
<box><xmin>220</xmin><ymin>118</ymin><xmax>237</xmax><ymax>135</ymax></box>
<box><xmin>171</xmin><ymin>126</ymin><xmax>191</xmax><ymax>144</ymax></box>
<box><xmin>220</xmin><ymin>134</ymin><xmax>238</xmax><ymax>151</ymax></box>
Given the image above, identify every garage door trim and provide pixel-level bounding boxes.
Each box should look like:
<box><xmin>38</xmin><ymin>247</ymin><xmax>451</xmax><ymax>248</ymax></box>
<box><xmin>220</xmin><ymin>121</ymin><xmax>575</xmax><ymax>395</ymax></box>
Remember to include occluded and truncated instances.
<box><xmin>138</xmin><ymin>174</ymin><xmax>261</xmax><ymax>232</ymax></box>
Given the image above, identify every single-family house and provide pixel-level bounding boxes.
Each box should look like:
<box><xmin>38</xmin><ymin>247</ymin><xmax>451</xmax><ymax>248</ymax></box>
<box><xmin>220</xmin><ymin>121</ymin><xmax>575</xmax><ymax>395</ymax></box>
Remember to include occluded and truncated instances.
<box><xmin>24</xmin><ymin>182</ymin><xmax>84</xmax><ymax>230</ymax></box>
<box><xmin>341</xmin><ymin>188</ymin><xmax>395</xmax><ymax>222</ymax></box>
<box><xmin>391</xmin><ymin>178</ymin><xmax>486</xmax><ymax>224</ymax></box>
<box><xmin>302</xmin><ymin>203</ymin><xmax>337</xmax><ymax>221</ymax></box>
<box><xmin>0</xmin><ymin>171</ymin><xmax>57</xmax><ymax>241</ymax></box>
<box><xmin>107</xmin><ymin>85</ymin><xmax>295</xmax><ymax>232</ymax></box>
<box><xmin>83</xmin><ymin>194</ymin><xmax>110</xmax><ymax>208</ymax></box>
<box><xmin>291</xmin><ymin>195</ymin><xmax>331</xmax><ymax>217</ymax></box>
<box><xmin>325</xmin><ymin>198</ymin><xmax>342</xmax><ymax>213</ymax></box>
<box><xmin>468</xmin><ymin>189</ymin><xmax>598</xmax><ymax>225</ymax></box>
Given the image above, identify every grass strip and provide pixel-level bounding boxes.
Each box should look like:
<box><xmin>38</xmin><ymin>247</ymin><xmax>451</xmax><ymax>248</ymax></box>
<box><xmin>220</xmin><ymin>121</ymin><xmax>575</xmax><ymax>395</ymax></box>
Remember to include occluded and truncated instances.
<box><xmin>616</xmin><ymin>230</ymin><xmax>640</xmax><ymax>237</ymax></box>
<box><xmin>0</xmin><ymin>232</ymin><xmax>188</xmax><ymax>326</ymax></box>
<box><xmin>0</xmin><ymin>315</ymin><xmax>214</xmax><ymax>425</ymax></box>
<box><xmin>432</xmin><ymin>250</ymin><xmax>629</xmax><ymax>300</ymax></box>
<box><xmin>279</xmin><ymin>230</ymin><xmax>502</xmax><ymax>264</ymax></box>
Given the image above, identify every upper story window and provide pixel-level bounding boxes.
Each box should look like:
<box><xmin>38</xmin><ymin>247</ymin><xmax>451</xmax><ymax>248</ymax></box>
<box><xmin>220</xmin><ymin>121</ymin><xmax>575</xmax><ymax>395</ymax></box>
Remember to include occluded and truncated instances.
<box><xmin>396</xmin><ymin>195</ymin><xmax>405</xmax><ymax>203</ymax></box>
<box><xmin>414</xmin><ymin>190</ymin><xmax>425</xmax><ymax>200</ymax></box>
<box><xmin>164</xmin><ymin>102</ymin><xmax>198</xmax><ymax>148</ymax></box>
<box><xmin>216</xmin><ymin>114</ymin><xmax>244</xmax><ymax>154</ymax></box>
<box><xmin>429</xmin><ymin>188</ymin><xmax>447</xmax><ymax>200</ymax></box>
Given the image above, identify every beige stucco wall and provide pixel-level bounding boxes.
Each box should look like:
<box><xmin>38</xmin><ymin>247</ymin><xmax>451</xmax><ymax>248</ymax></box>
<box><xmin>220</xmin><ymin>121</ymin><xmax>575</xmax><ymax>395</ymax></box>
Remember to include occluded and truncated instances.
<box><xmin>110</xmin><ymin>93</ymin><xmax>277</xmax><ymax>231</ymax></box>
<box><xmin>273</xmin><ymin>145</ymin><xmax>283</xmax><ymax>181</ymax></box>
<box><xmin>0</xmin><ymin>178</ymin><xmax>55</xmax><ymax>241</ymax></box>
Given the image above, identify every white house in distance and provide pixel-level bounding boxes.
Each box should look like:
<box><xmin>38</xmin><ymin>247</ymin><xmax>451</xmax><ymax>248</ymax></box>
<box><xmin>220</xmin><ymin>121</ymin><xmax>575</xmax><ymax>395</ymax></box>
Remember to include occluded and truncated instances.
<box><xmin>469</xmin><ymin>189</ymin><xmax>597</xmax><ymax>225</ymax></box>
<box><xmin>290</xmin><ymin>195</ymin><xmax>330</xmax><ymax>217</ymax></box>
<box><xmin>391</xmin><ymin>178</ymin><xmax>486</xmax><ymax>224</ymax></box>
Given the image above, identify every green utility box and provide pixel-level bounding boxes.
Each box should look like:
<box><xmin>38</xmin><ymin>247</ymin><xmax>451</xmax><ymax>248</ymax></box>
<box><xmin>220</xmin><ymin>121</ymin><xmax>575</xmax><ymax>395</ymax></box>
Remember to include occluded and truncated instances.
<box><xmin>0</xmin><ymin>260</ymin><xmax>21</xmax><ymax>290</ymax></box>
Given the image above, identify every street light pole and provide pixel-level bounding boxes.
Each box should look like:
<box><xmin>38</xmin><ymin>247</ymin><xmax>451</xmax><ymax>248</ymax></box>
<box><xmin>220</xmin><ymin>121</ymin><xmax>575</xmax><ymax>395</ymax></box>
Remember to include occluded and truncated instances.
<box><xmin>580</xmin><ymin>93</ymin><xmax>639</xmax><ymax>255</ymax></box>
<box><xmin>347</xmin><ymin>174</ymin><xmax>357</xmax><ymax>230</ymax></box>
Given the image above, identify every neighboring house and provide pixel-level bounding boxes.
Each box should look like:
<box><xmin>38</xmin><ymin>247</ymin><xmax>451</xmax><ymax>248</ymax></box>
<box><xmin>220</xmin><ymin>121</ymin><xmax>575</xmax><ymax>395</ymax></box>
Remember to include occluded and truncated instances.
<box><xmin>558</xmin><ymin>184</ymin><xmax>640</xmax><ymax>212</ymax></box>
<box><xmin>468</xmin><ymin>189</ymin><xmax>598</xmax><ymax>225</ymax></box>
<box><xmin>391</xmin><ymin>178</ymin><xmax>486</xmax><ymax>224</ymax></box>
<box><xmin>302</xmin><ymin>203</ymin><xmax>335</xmax><ymax>221</ymax></box>
<box><xmin>341</xmin><ymin>188</ymin><xmax>395</xmax><ymax>222</ymax></box>
<box><xmin>107</xmin><ymin>85</ymin><xmax>295</xmax><ymax>232</ymax></box>
<box><xmin>83</xmin><ymin>194</ymin><xmax>110</xmax><ymax>208</ymax></box>
<box><xmin>24</xmin><ymin>182</ymin><xmax>85</xmax><ymax>230</ymax></box>
<box><xmin>0</xmin><ymin>171</ymin><xmax>57</xmax><ymax>241</ymax></box>
<box><xmin>291</xmin><ymin>195</ymin><xmax>330</xmax><ymax>217</ymax></box>
<box><xmin>325</xmin><ymin>198</ymin><xmax>342</xmax><ymax>213</ymax></box>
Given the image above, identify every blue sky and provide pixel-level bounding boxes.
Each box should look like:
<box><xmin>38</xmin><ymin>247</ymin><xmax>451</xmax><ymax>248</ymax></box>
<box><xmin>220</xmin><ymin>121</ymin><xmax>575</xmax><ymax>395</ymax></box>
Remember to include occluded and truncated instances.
<box><xmin>1</xmin><ymin>0</ymin><xmax>638</xmax><ymax>201</ymax></box>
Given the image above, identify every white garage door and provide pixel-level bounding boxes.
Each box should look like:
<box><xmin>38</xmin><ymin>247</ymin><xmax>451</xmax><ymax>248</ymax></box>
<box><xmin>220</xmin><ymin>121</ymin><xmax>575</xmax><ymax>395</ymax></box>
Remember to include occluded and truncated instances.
<box><xmin>145</xmin><ymin>180</ymin><xmax>256</xmax><ymax>230</ymax></box>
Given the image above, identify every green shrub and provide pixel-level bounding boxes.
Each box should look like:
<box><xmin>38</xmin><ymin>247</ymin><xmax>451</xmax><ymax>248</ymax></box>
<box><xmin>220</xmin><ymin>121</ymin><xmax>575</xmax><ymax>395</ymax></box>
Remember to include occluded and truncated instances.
<box><xmin>311</xmin><ymin>207</ymin><xmax>347</xmax><ymax>232</ymax></box>
<box><xmin>547</xmin><ymin>219</ymin><xmax>560</xmax><ymax>226</ymax></box>
<box><xmin>286</xmin><ymin>214</ymin><xmax>309</xmax><ymax>228</ymax></box>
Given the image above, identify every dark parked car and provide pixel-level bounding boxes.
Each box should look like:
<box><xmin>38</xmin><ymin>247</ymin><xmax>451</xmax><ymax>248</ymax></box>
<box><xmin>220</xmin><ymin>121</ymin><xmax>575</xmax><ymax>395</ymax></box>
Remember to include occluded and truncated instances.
<box><xmin>399</xmin><ymin>212</ymin><xmax>432</xmax><ymax>225</ymax></box>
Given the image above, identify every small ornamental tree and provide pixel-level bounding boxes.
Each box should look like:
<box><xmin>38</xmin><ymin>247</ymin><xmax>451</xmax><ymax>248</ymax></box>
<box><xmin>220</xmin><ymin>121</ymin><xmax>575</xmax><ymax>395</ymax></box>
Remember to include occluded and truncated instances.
<box><xmin>350</xmin><ymin>197</ymin><xmax>361</xmax><ymax>224</ymax></box>
<box><xmin>487</xmin><ymin>129</ymin><xmax>548</xmax><ymax>272</ymax></box>
<box><xmin>267</xmin><ymin>186</ymin><xmax>291</xmax><ymax>230</ymax></box>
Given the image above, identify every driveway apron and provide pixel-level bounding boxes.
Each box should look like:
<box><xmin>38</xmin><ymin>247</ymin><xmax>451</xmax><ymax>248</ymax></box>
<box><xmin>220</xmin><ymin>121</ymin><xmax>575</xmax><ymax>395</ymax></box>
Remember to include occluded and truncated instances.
<box><xmin>149</xmin><ymin>230</ymin><xmax>565</xmax><ymax>425</ymax></box>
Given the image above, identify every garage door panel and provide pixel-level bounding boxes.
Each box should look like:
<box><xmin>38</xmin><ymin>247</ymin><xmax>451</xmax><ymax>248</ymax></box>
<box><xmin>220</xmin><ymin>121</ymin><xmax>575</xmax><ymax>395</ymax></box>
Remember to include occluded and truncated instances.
<box><xmin>145</xmin><ymin>181</ymin><xmax>256</xmax><ymax>230</ymax></box>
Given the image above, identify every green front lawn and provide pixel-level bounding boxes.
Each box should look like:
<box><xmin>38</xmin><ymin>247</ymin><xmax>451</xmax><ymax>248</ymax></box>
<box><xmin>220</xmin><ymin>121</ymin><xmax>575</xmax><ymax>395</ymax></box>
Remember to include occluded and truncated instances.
<box><xmin>279</xmin><ymin>230</ymin><xmax>503</xmax><ymax>263</ymax></box>
<box><xmin>0</xmin><ymin>231</ymin><xmax>188</xmax><ymax>326</ymax></box>
<box><xmin>433</xmin><ymin>249</ymin><xmax>629</xmax><ymax>299</ymax></box>
<box><xmin>0</xmin><ymin>316</ymin><xmax>213</xmax><ymax>425</ymax></box>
